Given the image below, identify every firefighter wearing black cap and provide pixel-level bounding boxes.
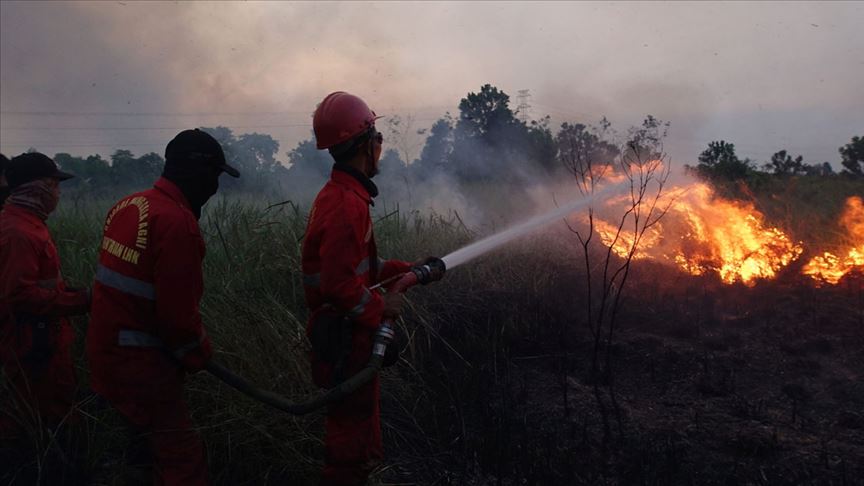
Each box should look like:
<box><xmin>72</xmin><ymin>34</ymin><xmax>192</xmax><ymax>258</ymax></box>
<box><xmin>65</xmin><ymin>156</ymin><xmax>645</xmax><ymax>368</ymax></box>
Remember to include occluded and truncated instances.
<box><xmin>87</xmin><ymin>129</ymin><xmax>239</xmax><ymax>485</ymax></box>
<box><xmin>0</xmin><ymin>153</ymin><xmax>90</xmax><ymax>440</ymax></box>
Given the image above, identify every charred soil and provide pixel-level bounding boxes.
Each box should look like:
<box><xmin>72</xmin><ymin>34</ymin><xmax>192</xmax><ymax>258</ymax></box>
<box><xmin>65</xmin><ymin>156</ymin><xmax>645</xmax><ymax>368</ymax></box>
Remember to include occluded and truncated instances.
<box><xmin>381</xmin><ymin>257</ymin><xmax>864</xmax><ymax>486</ymax></box>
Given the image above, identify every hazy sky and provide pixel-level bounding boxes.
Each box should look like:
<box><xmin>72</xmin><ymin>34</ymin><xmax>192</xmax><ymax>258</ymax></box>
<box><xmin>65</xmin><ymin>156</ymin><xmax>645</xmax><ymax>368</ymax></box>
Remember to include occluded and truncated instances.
<box><xmin>1</xmin><ymin>1</ymin><xmax>862</xmax><ymax>168</ymax></box>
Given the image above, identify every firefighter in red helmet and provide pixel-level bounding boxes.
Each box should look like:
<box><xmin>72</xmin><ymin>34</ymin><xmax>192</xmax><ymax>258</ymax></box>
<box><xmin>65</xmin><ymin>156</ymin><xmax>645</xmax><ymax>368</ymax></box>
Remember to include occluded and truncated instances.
<box><xmin>87</xmin><ymin>129</ymin><xmax>240</xmax><ymax>485</ymax></box>
<box><xmin>303</xmin><ymin>92</ymin><xmax>444</xmax><ymax>485</ymax></box>
<box><xmin>0</xmin><ymin>153</ymin><xmax>90</xmax><ymax>475</ymax></box>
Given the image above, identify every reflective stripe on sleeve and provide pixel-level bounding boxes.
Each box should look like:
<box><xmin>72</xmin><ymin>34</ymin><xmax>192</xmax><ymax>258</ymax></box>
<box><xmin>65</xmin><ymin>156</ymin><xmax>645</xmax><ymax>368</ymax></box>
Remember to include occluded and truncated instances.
<box><xmin>349</xmin><ymin>288</ymin><xmax>372</xmax><ymax>317</ymax></box>
<box><xmin>95</xmin><ymin>264</ymin><xmax>156</xmax><ymax>300</ymax></box>
<box><xmin>118</xmin><ymin>329</ymin><xmax>164</xmax><ymax>348</ymax></box>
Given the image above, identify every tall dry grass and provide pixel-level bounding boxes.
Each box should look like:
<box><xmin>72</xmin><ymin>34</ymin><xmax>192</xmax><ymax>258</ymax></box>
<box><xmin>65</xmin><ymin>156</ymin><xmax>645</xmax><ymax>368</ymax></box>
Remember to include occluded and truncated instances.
<box><xmin>23</xmin><ymin>196</ymin><xmax>483</xmax><ymax>485</ymax></box>
<box><xmin>6</xmin><ymin>174</ymin><xmax>859</xmax><ymax>484</ymax></box>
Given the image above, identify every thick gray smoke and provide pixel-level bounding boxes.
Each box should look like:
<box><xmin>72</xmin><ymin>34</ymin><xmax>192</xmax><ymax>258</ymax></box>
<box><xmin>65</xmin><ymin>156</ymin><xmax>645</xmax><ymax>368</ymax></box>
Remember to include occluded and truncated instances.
<box><xmin>2</xmin><ymin>2</ymin><xmax>862</xmax><ymax>166</ymax></box>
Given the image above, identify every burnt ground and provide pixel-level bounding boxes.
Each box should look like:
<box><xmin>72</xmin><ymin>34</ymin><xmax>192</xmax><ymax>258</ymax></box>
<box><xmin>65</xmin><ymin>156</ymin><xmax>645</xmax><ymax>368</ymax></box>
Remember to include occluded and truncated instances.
<box><xmin>376</xmin><ymin>262</ymin><xmax>864</xmax><ymax>486</ymax></box>
<box><xmin>2</xmin><ymin>254</ymin><xmax>860</xmax><ymax>485</ymax></box>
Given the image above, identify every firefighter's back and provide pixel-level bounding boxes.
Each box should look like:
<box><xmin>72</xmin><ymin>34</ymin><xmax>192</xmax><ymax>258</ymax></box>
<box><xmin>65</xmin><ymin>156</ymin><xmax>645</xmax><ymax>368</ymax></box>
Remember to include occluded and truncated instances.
<box><xmin>87</xmin><ymin>180</ymin><xmax>201</xmax><ymax>396</ymax></box>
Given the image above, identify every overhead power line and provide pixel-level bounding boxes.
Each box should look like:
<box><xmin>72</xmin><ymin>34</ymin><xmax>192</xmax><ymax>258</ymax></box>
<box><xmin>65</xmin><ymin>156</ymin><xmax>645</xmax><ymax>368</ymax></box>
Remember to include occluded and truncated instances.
<box><xmin>0</xmin><ymin>142</ymin><xmax>166</xmax><ymax>149</ymax></box>
<box><xmin>0</xmin><ymin>119</ymin><xmax>444</xmax><ymax>131</ymax></box>
<box><xmin>0</xmin><ymin>107</ymin><xmax>456</xmax><ymax>117</ymax></box>
<box><xmin>0</xmin><ymin>124</ymin><xmax>313</xmax><ymax>131</ymax></box>
<box><xmin>0</xmin><ymin>110</ymin><xmax>314</xmax><ymax>117</ymax></box>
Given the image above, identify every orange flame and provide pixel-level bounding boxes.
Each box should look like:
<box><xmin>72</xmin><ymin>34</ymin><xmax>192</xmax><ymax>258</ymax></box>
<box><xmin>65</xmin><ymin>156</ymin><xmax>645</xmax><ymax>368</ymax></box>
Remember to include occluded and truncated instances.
<box><xmin>593</xmin><ymin>182</ymin><xmax>803</xmax><ymax>286</ymax></box>
<box><xmin>803</xmin><ymin>196</ymin><xmax>864</xmax><ymax>285</ymax></box>
<box><xmin>593</xmin><ymin>219</ymin><xmax>660</xmax><ymax>260</ymax></box>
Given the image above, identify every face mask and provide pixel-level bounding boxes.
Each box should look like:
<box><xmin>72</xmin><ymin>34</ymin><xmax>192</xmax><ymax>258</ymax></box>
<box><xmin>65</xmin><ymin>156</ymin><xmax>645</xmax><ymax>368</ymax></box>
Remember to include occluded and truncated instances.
<box><xmin>162</xmin><ymin>162</ymin><xmax>222</xmax><ymax>219</ymax></box>
<box><xmin>5</xmin><ymin>179</ymin><xmax>57</xmax><ymax>220</ymax></box>
<box><xmin>183</xmin><ymin>174</ymin><xmax>219</xmax><ymax>219</ymax></box>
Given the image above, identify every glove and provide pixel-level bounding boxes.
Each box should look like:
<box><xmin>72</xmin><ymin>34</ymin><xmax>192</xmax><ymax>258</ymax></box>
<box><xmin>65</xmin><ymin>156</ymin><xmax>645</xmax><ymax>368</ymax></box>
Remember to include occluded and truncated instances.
<box><xmin>411</xmin><ymin>256</ymin><xmax>446</xmax><ymax>285</ymax></box>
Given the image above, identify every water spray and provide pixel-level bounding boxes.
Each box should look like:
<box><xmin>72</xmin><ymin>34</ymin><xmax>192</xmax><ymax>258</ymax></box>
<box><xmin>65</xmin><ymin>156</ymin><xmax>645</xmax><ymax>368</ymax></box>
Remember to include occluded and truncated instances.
<box><xmin>442</xmin><ymin>182</ymin><xmax>624</xmax><ymax>269</ymax></box>
<box><xmin>208</xmin><ymin>184</ymin><xmax>623</xmax><ymax>414</ymax></box>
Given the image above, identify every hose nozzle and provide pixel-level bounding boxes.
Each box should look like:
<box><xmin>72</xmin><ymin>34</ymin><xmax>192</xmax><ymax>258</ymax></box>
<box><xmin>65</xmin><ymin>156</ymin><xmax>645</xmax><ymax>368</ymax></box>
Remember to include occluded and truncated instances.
<box><xmin>411</xmin><ymin>257</ymin><xmax>446</xmax><ymax>285</ymax></box>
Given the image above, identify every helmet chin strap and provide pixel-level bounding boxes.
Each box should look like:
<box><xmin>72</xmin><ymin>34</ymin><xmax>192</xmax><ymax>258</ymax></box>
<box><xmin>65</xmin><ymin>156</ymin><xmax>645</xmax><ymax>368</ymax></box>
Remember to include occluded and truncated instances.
<box><xmin>364</xmin><ymin>138</ymin><xmax>379</xmax><ymax>179</ymax></box>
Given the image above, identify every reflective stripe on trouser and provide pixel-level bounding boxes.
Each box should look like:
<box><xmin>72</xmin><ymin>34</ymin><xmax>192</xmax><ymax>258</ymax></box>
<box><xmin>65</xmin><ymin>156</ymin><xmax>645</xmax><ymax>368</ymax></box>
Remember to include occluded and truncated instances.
<box><xmin>118</xmin><ymin>330</ymin><xmax>164</xmax><ymax>348</ymax></box>
<box><xmin>95</xmin><ymin>264</ymin><xmax>156</xmax><ymax>300</ymax></box>
<box><xmin>118</xmin><ymin>329</ymin><xmax>206</xmax><ymax>359</ymax></box>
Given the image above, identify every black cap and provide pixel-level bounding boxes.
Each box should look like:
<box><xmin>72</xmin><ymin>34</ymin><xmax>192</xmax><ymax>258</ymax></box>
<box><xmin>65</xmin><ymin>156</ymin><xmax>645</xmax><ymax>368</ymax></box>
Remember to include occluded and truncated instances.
<box><xmin>0</xmin><ymin>153</ymin><xmax>9</xmax><ymax>173</ymax></box>
<box><xmin>165</xmin><ymin>129</ymin><xmax>240</xmax><ymax>178</ymax></box>
<box><xmin>7</xmin><ymin>152</ymin><xmax>75</xmax><ymax>188</ymax></box>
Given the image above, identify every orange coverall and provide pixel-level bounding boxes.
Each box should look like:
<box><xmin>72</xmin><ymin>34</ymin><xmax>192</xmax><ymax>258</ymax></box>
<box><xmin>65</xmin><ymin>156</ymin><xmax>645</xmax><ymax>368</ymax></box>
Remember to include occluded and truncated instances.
<box><xmin>302</xmin><ymin>165</ymin><xmax>410</xmax><ymax>486</ymax></box>
<box><xmin>0</xmin><ymin>204</ymin><xmax>89</xmax><ymax>437</ymax></box>
<box><xmin>87</xmin><ymin>177</ymin><xmax>212</xmax><ymax>485</ymax></box>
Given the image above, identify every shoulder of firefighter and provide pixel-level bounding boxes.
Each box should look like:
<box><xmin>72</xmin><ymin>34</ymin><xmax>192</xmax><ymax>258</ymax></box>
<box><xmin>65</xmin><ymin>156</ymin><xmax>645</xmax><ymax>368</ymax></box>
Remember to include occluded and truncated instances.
<box><xmin>302</xmin><ymin>174</ymin><xmax>411</xmax><ymax>330</ymax></box>
<box><xmin>0</xmin><ymin>205</ymin><xmax>90</xmax><ymax>322</ymax></box>
<box><xmin>89</xmin><ymin>178</ymin><xmax>212</xmax><ymax>372</ymax></box>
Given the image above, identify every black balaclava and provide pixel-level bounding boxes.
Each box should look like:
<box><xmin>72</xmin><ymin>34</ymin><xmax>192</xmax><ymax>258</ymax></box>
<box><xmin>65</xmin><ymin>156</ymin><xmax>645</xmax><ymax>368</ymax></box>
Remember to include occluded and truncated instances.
<box><xmin>161</xmin><ymin>129</ymin><xmax>239</xmax><ymax>219</ymax></box>
<box><xmin>162</xmin><ymin>162</ymin><xmax>219</xmax><ymax>219</ymax></box>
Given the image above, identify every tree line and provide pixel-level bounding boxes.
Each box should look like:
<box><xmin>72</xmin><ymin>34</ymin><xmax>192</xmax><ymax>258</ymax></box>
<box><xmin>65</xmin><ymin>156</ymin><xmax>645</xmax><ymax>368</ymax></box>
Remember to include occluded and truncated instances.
<box><xmin>21</xmin><ymin>84</ymin><xmax>864</xmax><ymax>202</ymax></box>
<box><xmin>691</xmin><ymin>137</ymin><xmax>863</xmax><ymax>180</ymax></box>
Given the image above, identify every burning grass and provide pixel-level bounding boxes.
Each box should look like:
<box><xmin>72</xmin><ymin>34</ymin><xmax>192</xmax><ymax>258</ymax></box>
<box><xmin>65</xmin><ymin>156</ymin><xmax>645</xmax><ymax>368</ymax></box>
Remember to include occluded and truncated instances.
<box><xmin>803</xmin><ymin>196</ymin><xmax>864</xmax><ymax>285</ymax></box>
<box><xmin>591</xmin><ymin>181</ymin><xmax>864</xmax><ymax>287</ymax></box>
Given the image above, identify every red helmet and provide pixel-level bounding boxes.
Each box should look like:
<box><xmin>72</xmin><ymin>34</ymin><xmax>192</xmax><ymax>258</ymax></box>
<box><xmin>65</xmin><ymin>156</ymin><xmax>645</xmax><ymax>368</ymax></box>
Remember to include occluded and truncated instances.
<box><xmin>313</xmin><ymin>92</ymin><xmax>380</xmax><ymax>150</ymax></box>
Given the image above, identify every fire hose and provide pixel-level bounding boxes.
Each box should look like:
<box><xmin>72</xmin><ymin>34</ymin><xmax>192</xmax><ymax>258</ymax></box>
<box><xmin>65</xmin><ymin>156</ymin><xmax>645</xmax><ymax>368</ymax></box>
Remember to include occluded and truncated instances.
<box><xmin>205</xmin><ymin>260</ymin><xmax>445</xmax><ymax>415</ymax></box>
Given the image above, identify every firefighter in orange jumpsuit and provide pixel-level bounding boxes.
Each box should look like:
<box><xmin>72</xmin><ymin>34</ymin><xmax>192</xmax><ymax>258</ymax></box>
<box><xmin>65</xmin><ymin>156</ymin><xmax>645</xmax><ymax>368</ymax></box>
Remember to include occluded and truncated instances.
<box><xmin>87</xmin><ymin>129</ymin><xmax>239</xmax><ymax>485</ymax></box>
<box><xmin>303</xmin><ymin>92</ymin><xmax>443</xmax><ymax>486</ymax></box>
<box><xmin>0</xmin><ymin>153</ymin><xmax>90</xmax><ymax>439</ymax></box>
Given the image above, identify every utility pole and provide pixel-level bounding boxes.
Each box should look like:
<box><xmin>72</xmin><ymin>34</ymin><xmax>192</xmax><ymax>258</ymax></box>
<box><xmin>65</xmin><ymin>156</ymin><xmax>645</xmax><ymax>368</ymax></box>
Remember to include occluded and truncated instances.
<box><xmin>516</xmin><ymin>89</ymin><xmax>532</xmax><ymax>124</ymax></box>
